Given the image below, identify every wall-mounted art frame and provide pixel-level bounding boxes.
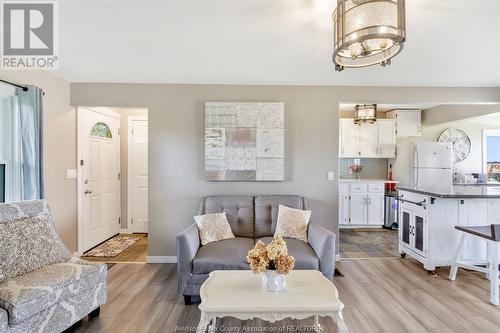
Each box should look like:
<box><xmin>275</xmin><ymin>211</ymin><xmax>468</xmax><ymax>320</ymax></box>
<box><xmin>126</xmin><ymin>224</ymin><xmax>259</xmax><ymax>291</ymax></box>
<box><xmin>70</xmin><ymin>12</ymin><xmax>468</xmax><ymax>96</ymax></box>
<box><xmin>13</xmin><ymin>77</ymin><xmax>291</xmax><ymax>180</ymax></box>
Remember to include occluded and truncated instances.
<box><xmin>205</xmin><ymin>102</ymin><xmax>284</xmax><ymax>181</ymax></box>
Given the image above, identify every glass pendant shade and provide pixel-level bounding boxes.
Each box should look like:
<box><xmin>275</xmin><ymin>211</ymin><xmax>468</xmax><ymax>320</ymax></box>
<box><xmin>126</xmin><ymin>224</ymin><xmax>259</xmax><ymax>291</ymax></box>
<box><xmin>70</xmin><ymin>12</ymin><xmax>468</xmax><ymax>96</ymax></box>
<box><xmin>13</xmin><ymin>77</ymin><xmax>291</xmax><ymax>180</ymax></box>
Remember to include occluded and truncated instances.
<box><xmin>354</xmin><ymin>104</ymin><xmax>377</xmax><ymax>124</ymax></box>
<box><xmin>333</xmin><ymin>0</ymin><xmax>406</xmax><ymax>70</ymax></box>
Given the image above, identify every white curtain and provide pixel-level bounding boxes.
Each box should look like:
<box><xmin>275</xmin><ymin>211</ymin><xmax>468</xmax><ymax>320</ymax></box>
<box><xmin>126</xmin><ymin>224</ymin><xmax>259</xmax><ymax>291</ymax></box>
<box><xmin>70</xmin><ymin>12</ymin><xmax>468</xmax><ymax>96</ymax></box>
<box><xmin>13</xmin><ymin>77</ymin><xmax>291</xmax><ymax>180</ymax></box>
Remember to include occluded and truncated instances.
<box><xmin>0</xmin><ymin>84</ymin><xmax>44</xmax><ymax>202</ymax></box>
<box><xmin>0</xmin><ymin>85</ymin><xmax>21</xmax><ymax>202</ymax></box>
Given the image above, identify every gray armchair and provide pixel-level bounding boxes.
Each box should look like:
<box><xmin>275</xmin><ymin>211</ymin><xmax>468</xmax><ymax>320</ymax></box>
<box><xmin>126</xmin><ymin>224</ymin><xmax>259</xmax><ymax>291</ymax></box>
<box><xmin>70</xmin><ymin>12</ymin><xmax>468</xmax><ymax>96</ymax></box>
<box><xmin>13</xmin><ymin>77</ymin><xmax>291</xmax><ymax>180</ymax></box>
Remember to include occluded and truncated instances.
<box><xmin>177</xmin><ymin>195</ymin><xmax>336</xmax><ymax>304</ymax></box>
<box><xmin>0</xmin><ymin>200</ymin><xmax>107</xmax><ymax>333</ymax></box>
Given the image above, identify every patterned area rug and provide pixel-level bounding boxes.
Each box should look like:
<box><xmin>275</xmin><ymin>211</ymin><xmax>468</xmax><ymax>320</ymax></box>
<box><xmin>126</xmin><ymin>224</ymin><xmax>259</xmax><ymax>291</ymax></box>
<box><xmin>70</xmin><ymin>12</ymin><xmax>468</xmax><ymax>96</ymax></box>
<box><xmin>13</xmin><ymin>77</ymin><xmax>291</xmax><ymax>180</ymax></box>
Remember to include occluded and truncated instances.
<box><xmin>83</xmin><ymin>235</ymin><xmax>143</xmax><ymax>257</ymax></box>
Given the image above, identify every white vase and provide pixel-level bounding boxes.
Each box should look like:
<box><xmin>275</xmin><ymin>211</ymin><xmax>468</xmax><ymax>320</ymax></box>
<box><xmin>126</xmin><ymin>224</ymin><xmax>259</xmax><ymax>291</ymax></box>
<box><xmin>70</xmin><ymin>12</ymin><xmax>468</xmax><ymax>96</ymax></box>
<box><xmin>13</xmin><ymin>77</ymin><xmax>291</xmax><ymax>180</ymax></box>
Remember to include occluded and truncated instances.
<box><xmin>261</xmin><ymin>270</ymin><xmax>286</xmax><ymax>292</ymax></box>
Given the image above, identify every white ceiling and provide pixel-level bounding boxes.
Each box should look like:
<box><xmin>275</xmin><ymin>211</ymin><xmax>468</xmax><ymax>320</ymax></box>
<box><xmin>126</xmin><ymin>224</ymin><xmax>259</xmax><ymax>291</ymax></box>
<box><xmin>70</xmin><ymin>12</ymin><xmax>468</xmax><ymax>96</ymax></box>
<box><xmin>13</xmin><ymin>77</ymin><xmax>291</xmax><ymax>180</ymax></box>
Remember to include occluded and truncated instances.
<box><xmin>57</xmin><ymin>0</ymin><xmax>500</xmax><ymax>86</ymax></box>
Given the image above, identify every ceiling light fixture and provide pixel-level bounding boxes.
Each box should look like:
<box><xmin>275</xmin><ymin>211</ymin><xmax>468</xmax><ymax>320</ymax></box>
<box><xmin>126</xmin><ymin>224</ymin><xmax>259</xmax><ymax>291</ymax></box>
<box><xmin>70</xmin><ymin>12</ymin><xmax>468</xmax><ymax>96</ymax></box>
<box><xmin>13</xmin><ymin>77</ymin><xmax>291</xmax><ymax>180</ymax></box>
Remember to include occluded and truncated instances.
<box><xmin>354</xmin><ymin>104</ymin><xmax>377</xmax><ymax>124</ymax></box>
<box><xmin>332</xmin><ymin>0</ymin><xmax>406</xmax><ymax>71</ymax></box>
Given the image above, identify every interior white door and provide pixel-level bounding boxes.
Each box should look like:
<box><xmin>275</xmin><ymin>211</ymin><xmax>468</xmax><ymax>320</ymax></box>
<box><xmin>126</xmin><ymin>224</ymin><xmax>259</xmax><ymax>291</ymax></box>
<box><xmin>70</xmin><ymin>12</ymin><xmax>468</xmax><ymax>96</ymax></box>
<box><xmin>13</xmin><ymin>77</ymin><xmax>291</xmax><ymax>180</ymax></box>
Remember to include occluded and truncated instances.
<box><xmin>130</xmin><ymin>119</ymin><xmax>148</xmax><ymax>233</ymax></box>
<box><xmin>81</xmin><ymin>108</ymin><xmax>121</xmax><ymax>252</ymax></box>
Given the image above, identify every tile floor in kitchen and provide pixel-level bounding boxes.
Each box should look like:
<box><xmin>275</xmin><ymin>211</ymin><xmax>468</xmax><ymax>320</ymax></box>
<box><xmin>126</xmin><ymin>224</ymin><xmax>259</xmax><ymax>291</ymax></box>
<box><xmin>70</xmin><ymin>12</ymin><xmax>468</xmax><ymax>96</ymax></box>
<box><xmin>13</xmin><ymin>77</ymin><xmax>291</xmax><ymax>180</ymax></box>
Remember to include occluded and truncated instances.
<box><xmin>340</xmin><ymin>228</ymin><xmax>399</xmax><ymax>259</ymax></box>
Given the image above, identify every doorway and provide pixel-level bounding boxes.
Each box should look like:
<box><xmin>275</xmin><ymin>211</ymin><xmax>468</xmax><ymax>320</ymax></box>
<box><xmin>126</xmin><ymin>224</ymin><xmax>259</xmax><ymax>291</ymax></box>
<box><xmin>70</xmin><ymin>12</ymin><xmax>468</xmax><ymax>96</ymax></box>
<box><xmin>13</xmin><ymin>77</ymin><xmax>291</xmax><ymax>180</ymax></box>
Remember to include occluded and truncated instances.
<box><xmin>77</xmin><ymin>107</ymin><xmax>149</xmax><ymax>263</ymax></box>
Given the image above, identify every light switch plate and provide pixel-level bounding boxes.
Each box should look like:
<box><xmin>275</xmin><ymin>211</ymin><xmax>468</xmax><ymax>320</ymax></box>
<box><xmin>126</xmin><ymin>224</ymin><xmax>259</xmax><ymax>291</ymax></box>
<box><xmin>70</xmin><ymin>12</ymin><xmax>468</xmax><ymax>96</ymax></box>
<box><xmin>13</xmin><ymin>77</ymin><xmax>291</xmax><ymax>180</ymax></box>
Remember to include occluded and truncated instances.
<box><xmin>327</xmin><ymin>171</ymin><xmax>335</xmax><ymax>181</ymax></box>
<box><xmin>66</xmin><ymin>169</ymin><xmax>77</xmax><ymax>179</ymax></box>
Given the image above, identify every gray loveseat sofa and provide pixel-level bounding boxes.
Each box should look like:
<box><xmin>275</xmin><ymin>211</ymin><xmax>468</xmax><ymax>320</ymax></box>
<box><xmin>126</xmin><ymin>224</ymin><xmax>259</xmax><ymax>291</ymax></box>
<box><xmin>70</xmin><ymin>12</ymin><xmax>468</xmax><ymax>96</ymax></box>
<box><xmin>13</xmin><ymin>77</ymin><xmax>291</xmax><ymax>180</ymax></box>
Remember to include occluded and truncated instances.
<box><xmin>0</xmin><ymin>200</ymin><xmax>107</xmax><ymax>333</ymax></box>
<box><xmin>177</xmin><ymin>195</ymin><xmax>336</xmax><ymax>304</ymax></box>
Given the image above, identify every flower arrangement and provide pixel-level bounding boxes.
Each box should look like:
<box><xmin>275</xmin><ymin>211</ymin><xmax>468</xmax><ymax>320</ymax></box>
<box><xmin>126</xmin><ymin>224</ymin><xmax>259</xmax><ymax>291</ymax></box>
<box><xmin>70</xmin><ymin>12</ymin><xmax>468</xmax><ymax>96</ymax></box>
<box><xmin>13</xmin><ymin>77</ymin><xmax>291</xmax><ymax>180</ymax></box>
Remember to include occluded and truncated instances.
<box><xmin>246</xmin><ymin>235</ymin><xmax>295</xmax><ymax>275</ymax></box>
<box><xmin>349</xmin><ymin>163</ymin><xmax>362</xmax><ymax>179</ymax></box>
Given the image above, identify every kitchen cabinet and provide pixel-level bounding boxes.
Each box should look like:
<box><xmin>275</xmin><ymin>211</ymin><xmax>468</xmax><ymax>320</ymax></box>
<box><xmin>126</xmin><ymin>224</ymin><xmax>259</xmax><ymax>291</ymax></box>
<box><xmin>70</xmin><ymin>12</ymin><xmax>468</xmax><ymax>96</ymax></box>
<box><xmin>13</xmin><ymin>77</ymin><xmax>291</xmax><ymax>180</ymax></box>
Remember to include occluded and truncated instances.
<box><xmin>339</xmin><ymin>118</ymin><xmax>396</xmax><ymax>158</ymax></box>
<box><xmin>339</xmin><ymin>119</ymin><xmax>359</xmax><ymax>157</ymax></box>
<box><xmin>377</xmin><ymin>119</ymin><xmax>397</xmax><ymax>158</ymax></box>
<box><xmin>367</xmin><ymin>193</ymin><xmax>384</xmax><ymax>225</ymax></box>
<box><xmin>358</xmin><ymin>123</ymin><xmax>378</xmax><ymax>158</ymax></box>
<box><xmin>397</xmin><ymin>188</ymin><xmax>500</xmax><ymax>272</ymax></box>
<box><xmin>399</xmin><ymin>200</ymin><xmax>427</xmax><ymax>258</ymax></box>
<box><xmin>339</xmin><ymin>181</ymin><xmax>385</xmax><ymax>227</ymax></box>
<box><xmin>386</xmin><ymin>110</ymin><xmax>421</xmax><ymax>137</ymax></box>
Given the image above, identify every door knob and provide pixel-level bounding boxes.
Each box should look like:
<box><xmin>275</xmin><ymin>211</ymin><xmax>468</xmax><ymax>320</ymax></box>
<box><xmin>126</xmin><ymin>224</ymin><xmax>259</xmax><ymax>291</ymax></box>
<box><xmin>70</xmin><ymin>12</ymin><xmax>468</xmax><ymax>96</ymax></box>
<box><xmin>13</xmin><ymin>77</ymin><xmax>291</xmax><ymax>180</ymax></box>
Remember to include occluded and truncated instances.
<box><xmin>84</xmin><ymin>189</ymin><xmax>93</xmax><ymax>194</ymax></box>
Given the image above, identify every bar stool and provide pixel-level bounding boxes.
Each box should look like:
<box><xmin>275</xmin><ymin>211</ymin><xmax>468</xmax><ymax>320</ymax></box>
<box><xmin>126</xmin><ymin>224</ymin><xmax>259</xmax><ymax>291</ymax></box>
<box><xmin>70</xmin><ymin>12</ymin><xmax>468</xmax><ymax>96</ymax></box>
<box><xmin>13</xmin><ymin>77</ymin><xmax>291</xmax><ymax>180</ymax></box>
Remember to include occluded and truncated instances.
<box><xmin>449</xmin><ymin>224</ymin><xmax>500</xmax><ymax>305</ymax></box>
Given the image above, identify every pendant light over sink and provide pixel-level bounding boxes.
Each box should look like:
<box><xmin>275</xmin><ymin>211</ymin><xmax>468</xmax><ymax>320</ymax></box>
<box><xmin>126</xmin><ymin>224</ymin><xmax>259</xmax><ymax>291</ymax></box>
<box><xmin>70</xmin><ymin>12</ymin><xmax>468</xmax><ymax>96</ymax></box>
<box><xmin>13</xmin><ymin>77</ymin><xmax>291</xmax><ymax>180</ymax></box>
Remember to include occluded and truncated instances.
<box><xmin>332</xmin><ymin>0</ymin><xmax>406</xmax><ymax>71</ymax></box>
<box><xmin>354</xmin><ymin>104</ymin><xmax>377</xmax><ymax>124</ymax></box>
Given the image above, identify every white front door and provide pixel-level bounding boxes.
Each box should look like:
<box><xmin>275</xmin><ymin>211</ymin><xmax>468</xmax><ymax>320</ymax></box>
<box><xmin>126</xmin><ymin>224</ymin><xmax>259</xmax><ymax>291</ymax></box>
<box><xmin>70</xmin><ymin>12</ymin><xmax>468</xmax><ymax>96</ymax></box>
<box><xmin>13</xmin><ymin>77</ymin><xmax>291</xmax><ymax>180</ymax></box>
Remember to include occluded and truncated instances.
<box><xmin>80</xmin><ymin>108</ymin><xmax>121</xmax><ymax>252</ymax></box>
<box><xmin>130</xmin><ymin>119</ymin><xmax>148</xmax><ymax>233</ymax></box>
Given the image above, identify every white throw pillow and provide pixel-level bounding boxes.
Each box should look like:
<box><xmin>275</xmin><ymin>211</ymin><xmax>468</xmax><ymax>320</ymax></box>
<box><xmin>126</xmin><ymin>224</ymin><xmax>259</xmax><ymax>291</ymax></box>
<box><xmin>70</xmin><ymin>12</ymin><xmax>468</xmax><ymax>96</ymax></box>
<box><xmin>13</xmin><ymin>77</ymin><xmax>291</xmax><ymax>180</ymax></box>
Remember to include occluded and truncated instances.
<box><xmin>194</xmin><ymin>212</ymin><xmax>235</xmax><ymax>245</ymax></box>
<box><xmin>274</xmin><ymin>204</ymin><xmax>311</xmax><ymax>243</ymax></box>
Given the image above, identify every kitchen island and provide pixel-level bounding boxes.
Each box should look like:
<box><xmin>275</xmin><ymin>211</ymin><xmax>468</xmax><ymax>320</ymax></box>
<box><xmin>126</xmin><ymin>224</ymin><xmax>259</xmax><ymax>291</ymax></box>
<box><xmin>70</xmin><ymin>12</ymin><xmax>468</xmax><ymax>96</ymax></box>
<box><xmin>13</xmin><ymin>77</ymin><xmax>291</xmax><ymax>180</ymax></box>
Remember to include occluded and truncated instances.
<box><xmin>397</xmin><ymin>185</ymin><xmax>500</xmax><ymax>272</ymax></box>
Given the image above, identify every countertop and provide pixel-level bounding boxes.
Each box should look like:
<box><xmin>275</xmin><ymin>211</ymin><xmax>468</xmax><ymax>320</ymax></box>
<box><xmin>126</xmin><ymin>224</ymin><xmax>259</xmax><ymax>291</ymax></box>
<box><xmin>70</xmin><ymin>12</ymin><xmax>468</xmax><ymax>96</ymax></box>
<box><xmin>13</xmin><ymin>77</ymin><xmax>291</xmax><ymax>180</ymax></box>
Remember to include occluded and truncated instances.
<box><xmin>397</xmin><ymin>185</ymin><xmax>500</xmax><ymax>198</ymax></box>
<box><xmin>339</xmin><ymin>179</ymin><xmax>400</xmax><ymax>184</ymax></box>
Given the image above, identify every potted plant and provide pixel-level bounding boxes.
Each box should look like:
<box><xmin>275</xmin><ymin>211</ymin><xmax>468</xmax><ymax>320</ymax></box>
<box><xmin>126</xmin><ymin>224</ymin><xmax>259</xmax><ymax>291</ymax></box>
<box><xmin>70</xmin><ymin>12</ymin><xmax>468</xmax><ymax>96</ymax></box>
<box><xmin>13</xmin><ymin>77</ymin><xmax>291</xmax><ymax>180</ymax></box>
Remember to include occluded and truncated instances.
<box><xmin>246</xmin><ymin>235</ymin><xmax>295</xmax><ymax>291</ymax></box>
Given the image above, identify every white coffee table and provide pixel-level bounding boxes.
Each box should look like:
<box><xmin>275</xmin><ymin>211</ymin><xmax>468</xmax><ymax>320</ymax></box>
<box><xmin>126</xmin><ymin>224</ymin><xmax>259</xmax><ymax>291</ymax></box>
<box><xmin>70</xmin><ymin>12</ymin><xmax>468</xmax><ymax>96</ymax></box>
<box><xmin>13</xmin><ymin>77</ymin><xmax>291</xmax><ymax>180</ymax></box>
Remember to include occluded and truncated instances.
<box><xmin>197</xmin><ymin>270</ymin><xmax>348</xmax><ymax>333</ymax></box>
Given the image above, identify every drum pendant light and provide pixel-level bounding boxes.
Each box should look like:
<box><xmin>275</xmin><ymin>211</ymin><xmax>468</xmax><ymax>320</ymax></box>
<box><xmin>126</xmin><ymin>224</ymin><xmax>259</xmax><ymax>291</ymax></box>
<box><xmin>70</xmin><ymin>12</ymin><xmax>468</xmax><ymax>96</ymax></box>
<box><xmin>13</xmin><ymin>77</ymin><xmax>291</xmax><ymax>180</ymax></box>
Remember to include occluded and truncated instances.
<box><xmin>333</xmin><ymin>0</ymin><xmax>406</xmax><ymax>71</ymax></box>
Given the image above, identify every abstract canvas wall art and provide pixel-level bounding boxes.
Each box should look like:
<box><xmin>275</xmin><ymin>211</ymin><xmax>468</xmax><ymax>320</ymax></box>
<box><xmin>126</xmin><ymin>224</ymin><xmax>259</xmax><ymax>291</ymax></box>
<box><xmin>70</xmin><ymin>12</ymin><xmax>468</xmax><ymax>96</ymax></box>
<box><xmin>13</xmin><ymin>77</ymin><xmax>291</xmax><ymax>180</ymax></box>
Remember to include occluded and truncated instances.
<box><xmin>205</xmin><ymin>102</ymin><xmax>284</xmax><ymax>181</ymax></box>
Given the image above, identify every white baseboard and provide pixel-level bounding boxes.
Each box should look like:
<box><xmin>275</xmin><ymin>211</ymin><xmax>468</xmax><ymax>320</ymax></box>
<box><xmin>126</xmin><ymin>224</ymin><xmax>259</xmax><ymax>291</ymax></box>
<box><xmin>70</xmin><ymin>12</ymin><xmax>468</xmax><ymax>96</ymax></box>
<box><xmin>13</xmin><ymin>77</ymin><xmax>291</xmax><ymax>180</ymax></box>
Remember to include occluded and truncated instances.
<box><xmin>147</xmin><ymin>256</ymin><xmax>177</xmax><ymax>264</ymax></box>
<box><xmin>120</xmin><ymin>229</ymin><xmax>130</xmax><ymax>234</ymax></box>
<box><xmin>339</xmin><ymin>225</ymin><xmax>383</xmax><ymax>229</ymax></box>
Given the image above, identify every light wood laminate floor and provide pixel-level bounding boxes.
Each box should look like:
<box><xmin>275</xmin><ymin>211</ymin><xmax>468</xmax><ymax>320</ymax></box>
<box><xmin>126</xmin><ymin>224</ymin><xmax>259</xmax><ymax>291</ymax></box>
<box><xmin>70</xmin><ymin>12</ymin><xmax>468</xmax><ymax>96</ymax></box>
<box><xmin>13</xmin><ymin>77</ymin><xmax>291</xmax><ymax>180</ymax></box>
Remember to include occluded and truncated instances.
<box><xmin>69</xmin><ymin>258</ymin><xmax>500</xmax><ymax>333</ymax></box>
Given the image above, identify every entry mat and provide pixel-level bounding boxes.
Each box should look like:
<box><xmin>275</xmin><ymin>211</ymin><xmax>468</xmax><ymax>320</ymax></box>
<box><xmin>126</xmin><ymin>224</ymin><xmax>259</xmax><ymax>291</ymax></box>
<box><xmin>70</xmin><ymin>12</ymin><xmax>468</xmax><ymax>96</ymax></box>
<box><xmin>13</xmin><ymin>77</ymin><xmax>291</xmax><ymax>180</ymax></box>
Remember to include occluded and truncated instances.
<box><xmin>83</xmin><ymin>234</ymin><xmax>143</xmax><ymax>258</ymax></box>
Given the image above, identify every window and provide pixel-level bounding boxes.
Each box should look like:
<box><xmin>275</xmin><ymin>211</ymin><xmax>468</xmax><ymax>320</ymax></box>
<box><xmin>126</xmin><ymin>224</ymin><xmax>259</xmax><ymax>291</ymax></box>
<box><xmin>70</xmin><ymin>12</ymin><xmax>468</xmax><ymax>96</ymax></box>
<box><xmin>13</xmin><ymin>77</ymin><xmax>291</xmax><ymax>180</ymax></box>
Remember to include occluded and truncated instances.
<box><xmin>0</xmin><ymin>87</ymin><xmax>21</xmax><ymax>202</ymax></box>
<box><xmin>483</xmin><ymin>129</ymin><xmax>500</xmax><ymax>183</ymax></box>
<box><xmin>91</xmin><ymin>122</ymin><xmax>112</xmax><ymax>138</ymax></box>
<box><xmin>0</xmin><ymin>163</ymin><xmax>5</xmax><ymax>203</ymax></box>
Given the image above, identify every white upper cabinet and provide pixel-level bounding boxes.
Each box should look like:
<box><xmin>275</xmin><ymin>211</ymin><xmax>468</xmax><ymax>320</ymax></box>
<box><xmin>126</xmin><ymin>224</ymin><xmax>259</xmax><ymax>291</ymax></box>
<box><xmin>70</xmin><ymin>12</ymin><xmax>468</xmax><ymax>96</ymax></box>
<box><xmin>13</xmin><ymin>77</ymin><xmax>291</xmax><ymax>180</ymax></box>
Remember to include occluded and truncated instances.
<box><xmin>339</xmin><ymin>118</ymin><xmax>396</xmax><ymax>158</ymax></box>
<box><xmin>386</xmin><ymin>110</ymin><xmax>421</xmax><ymax>137</ymax></box>
<box><xmin>339</xmin><ymin>118</ymin><xmax>360</xmax><ymax>158</ymax></box>
<box><xmin>377</xmin><ymin>119</ymin><xmax>396</xmax><ymax>158</ymax></box>
<box><xmin>358</xmin><ymin>123</ymin><xmax>378</xmax><ymax>158</ymax></box>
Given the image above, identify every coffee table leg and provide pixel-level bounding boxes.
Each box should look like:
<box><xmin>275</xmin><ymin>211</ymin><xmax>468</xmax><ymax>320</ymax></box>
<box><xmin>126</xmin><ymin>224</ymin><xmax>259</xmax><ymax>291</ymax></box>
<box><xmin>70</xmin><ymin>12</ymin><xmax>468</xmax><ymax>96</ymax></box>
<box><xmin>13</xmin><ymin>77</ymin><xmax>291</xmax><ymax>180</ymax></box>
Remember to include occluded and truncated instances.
<box><xmin>313</xmin><ymin>315</ymin><xmax>320</xmax><ymax>331</ymax></box>
<box><xmin>197</xmin><ymin>312</ymin><xmax>211</xmax><ymax>333</ymax></box>
<box><xmin>332</xmin><ymin>311</ymin><xmax>348</xmax><ymax>333</ymax></box>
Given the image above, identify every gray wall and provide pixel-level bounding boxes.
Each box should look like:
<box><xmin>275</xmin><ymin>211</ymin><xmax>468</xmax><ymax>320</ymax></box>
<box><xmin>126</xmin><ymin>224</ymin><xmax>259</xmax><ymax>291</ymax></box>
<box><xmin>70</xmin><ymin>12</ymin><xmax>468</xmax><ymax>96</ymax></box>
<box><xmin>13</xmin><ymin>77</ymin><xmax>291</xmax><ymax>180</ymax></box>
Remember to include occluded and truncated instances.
<box><xmin>423</xmin><ymin>104</ymin><xmax>500</xmax><ymax>126</ymax></box>
<box><xmin>70</xmin><ymin>84</ymin><xmax>500</xmax><ymax>257</ymax></box>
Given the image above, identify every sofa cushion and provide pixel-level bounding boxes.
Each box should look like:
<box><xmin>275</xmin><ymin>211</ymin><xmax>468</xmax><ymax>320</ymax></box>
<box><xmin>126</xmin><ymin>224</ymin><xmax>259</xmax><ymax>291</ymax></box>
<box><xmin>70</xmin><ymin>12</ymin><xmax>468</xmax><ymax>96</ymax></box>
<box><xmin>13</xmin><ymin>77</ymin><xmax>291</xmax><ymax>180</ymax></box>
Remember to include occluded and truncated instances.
<box><xmin>201</xmin><ymin>196</ymin><xmax>254</xmax><ymax>238</ymax></box>
<box><xmin>0</xmin><ymin>201</ymin><xmax>72</xmax><ymax>283</ymax></box>
<box><xmin>194</xmin><ymin>212</ymin><xmax>235</xmax><ymax>245</ymax></box>
<box><xmin>254</xmin><ymin>196</ymin><xmax>305</xmax><ymax>238</ymax></box>
<box><xmin>192</xmin><ymin>237</ymin><xmax>254</xmax><ymax>274</ymax></box>
<box><xmin>257</xmin><ymin>237</ymin><xmax>319</xmax><ymax>270</ymax></box>
<box><xmin>0</xmin><ymin>261</ymin><xmax>106</xmax><ymax>325</ymax></box>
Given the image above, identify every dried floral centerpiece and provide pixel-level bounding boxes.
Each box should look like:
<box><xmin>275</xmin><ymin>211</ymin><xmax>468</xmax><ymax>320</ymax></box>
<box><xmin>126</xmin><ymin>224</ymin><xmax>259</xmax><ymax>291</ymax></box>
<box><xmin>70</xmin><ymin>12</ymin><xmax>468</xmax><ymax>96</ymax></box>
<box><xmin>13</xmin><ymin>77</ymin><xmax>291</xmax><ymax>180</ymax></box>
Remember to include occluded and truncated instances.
<box><xmin>246</xmin><ymin>235</ymin><xmax>295</xmax><ymax>291</ymax></box>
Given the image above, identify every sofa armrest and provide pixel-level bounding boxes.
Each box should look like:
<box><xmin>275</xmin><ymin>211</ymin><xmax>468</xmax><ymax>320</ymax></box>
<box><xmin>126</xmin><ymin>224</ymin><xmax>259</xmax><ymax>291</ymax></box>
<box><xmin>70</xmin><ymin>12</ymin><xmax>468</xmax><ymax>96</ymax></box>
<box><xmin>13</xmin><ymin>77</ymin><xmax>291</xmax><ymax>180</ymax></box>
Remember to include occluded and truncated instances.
<box><xmin>308</xmin><ymin>222</ymin><xmax>336</xmax><ymax>281</ymax></box>
<box><xmin>176</xmin><ymin>223</ymin><xmax>200</xmax><ymax>295</ymax></box>
<box><xmin>0</xmin><ymin>307</ymin><xmax>8</xmax><ymax>332</ymax></box>
<box><xmin>68</xmin><ymin>256</ymin><xmax>108</xmax><ymax>276</ymax></box>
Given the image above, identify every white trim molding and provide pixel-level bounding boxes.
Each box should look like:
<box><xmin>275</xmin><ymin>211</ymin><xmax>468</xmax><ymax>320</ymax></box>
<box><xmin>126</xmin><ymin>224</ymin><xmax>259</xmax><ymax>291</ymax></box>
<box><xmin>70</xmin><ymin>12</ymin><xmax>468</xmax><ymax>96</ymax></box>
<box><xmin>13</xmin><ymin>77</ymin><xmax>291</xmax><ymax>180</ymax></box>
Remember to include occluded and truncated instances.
<box><xmin>147</xmin><ymin>256</ymin><xmax>177</xmax><ymax>264</ymax></box>
<box><xmin>120</xmin><ymin>229</ymin><xmax>130</xmax><ymax>234</ymax></box>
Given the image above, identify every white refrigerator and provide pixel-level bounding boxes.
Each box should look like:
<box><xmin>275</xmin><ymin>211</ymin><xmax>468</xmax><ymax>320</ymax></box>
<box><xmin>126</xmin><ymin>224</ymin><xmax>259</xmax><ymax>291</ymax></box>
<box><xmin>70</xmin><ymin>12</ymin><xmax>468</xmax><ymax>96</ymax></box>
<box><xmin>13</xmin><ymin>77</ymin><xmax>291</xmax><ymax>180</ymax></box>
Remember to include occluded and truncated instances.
<box><xmin>412</xmin><ymin>142</ymin><xmax>453</xmax><ymax>187</ymax></box>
